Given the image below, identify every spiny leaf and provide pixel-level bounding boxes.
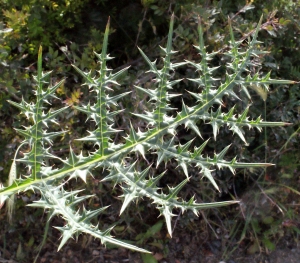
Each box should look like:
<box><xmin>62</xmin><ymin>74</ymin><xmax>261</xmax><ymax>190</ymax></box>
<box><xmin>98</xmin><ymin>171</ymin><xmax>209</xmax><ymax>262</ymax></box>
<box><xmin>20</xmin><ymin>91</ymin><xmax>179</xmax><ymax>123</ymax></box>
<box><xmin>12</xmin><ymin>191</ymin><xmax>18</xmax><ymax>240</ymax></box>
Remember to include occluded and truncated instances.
<box><xmin>62</xmin><ymin>148</ymin><xmax>94</xmax><ymax>182</ymax></box>
<box><xmin>0</xmin><ymin>15</ymin><xmax>294</xmax><ymax>254</ymax></box>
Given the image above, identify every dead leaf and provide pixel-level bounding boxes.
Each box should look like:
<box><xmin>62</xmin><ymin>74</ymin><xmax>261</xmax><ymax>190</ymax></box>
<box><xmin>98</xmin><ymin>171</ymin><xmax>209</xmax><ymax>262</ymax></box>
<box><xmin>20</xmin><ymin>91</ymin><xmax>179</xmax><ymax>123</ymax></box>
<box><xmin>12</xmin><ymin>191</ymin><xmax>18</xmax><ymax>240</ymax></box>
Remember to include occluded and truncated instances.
<box><xmin>153</xmin><ymin>252</ymin><xmax>164</xmax><ymax>261</ymax></box>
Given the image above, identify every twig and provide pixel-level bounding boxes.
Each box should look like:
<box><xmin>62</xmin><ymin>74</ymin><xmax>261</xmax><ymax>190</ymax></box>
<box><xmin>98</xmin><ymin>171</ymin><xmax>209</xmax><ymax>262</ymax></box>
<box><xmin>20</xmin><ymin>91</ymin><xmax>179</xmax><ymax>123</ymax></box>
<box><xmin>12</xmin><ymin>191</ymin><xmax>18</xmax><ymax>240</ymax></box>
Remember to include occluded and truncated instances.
<box><xmin>135</xmin><ymin>9</ymin><xmax>148</xmax><ymax>47</ymax></box>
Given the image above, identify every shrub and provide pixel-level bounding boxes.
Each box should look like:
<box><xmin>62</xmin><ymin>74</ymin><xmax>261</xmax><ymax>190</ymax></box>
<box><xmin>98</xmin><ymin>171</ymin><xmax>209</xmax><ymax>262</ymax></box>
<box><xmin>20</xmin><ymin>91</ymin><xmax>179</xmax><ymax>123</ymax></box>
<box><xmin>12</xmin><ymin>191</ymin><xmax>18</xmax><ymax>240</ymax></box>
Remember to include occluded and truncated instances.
<box><xmin>0</xmin><ymin>14</ymin><xmax>294</xmax><ymax>253</ymax></box>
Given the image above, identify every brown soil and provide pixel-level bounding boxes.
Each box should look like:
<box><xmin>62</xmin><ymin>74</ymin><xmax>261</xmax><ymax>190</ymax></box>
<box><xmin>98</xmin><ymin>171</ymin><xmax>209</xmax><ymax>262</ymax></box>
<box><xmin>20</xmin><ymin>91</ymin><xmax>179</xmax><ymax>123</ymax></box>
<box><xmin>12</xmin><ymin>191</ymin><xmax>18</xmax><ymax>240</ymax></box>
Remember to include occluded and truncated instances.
<box><xmin>1</xmin><ymin>219</ymin><xmax>300</xmax><ymax>263</ymax></box>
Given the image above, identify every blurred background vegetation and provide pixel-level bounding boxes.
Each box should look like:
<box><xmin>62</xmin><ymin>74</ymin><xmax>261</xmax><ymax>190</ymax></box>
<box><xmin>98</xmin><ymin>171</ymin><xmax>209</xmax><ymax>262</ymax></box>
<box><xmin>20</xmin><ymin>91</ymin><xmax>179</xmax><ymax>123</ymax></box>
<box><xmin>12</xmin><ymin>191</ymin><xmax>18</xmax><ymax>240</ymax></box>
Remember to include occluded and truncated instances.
<box><xmin>0</xmin><ymin>0</ymin><xmax>299</xmax><ymax>261</ymax></box>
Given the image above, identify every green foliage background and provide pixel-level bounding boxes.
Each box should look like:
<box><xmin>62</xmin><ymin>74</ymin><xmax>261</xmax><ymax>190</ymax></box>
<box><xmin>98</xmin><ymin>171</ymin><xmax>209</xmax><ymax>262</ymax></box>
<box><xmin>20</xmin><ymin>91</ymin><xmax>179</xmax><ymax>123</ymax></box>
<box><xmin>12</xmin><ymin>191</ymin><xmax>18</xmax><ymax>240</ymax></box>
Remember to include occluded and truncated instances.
<box><xmin>0</xmin><ymin>0</ymin><xmax>299</xmax><ymax>261</ymax></box>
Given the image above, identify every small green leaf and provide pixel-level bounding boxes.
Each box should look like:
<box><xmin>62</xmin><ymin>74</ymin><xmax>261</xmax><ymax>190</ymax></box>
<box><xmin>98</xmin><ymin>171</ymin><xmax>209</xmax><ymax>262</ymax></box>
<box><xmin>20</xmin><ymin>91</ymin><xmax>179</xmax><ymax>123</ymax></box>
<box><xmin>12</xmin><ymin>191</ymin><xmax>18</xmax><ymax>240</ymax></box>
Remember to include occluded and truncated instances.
<box><xmin>262</xmin><ymin>237</ymin><xmax>275</xmax><ymax>251</ymax></box>
<box><xmin>262</xmin><ymin>216</ymin><xmax>274</xmax><ymax>225</ymax></box>
<box><xmin>141</xmin><ymin>253</ymin><xmax>158</xmax><ymax>263</ymax></box>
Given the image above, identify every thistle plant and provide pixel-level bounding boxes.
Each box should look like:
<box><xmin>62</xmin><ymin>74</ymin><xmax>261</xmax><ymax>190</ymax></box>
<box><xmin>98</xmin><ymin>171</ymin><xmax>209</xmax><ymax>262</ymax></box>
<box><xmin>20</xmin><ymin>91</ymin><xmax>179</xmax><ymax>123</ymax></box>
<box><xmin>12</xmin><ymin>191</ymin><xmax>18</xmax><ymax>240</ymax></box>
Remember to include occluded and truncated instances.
<box><xmin>0</xmin><ymin>15</ymin><xmax>294</xmax><ymax>253</ymax></box>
